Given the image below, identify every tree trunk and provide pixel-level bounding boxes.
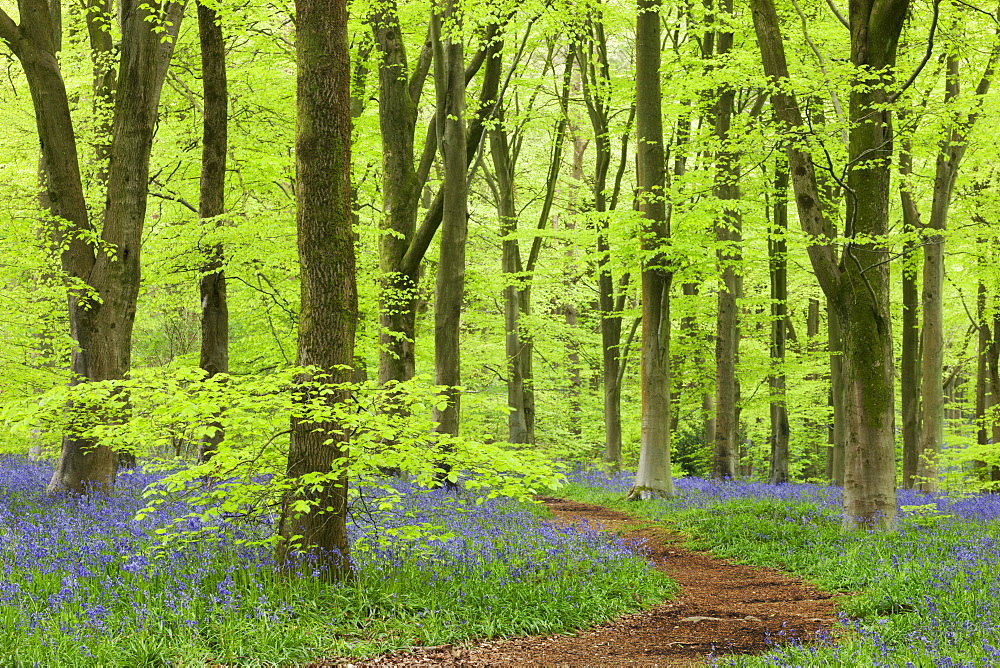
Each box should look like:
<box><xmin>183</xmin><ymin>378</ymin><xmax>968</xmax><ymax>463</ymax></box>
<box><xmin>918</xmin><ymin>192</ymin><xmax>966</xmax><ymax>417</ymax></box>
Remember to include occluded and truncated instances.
<box><xmin>828</xmin><ymin>305</ymin><xmax>846</xmax><ymax>485</ymax></box>
<box><xmin>750</xmin><ymin>0</ymin><xmax>906</xmax><ymax>528</ymax></box>
<box><xmin>577</xmin><ymin>21</ymin><xmax>627</xmax><ymax>464</ymax></box>
<box><xmin>712</xmin><ymin>2</ymin><xmax>741</xmax><ymax>480</ymax></box>
<box><xmin>489</xmin><ymin>98</ymin><xmax>533</xmax><ymax>444</ymax></box>
<box><xmin>371</xmin><ymin>1</ymin><xmax>422</xmax><ymax>387</ymax></box>
<box><xmin>1</xmin><ymin>0</ymin><xmax>183</xmax><ymax>492</ymax></box>
<box><xmin>899</xmin><ymin>139</ymin><xmax>921</xmax><ymax>489</ymax></box>
<box><xmin>989</xmin><ymin>307</ymin><xmax>1000</xmax><ymax>484</ymax></box>
<box><xmin>915</xmin><ymin>50</ymin><xmax>994</xmax><ymax>491</ymax></box>
<box><xmin>277</xmin><ymin>0</ymin><xmax>355</xmax><ymax>576</ymax></box>
<box><xmin>511</xmin><ymin>54</ymin><xmax>576</xmax><ymax>449</ymax></box>
<box><xmin>768</xmin><ymin>154</ymin><xmax>790</xmax><ymax>484</ymax></box>
<box><xmin>430</xmin><ymin>0</ymin><xmax>468</xmax><ymax>440</ymax></box>
<box><xmin>197</xmin><ymin>1</ymin><xmax>229</xmax><ymax>463</ymax></box>
<box><xmin>629</xmin><ymin>0</ymin><xmax>673</xmax><ymax>499</ymax></box>
<box><xmin>802</xmin><ymin>297</ymin><xmax>822</xmax><ymax>480</ymax></box>
<box><xmin>375</xmin><ymin>21</ymin><xmax>502</xmax><ymax>389</ymax></box>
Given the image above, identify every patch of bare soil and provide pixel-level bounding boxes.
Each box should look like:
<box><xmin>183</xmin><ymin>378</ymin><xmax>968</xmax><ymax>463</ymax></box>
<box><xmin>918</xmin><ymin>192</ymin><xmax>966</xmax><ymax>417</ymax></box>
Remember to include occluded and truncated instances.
<box><xmin>323</xmin><ymin>497</ymin><xmax>839</xmax><ymax>667</ymax></box>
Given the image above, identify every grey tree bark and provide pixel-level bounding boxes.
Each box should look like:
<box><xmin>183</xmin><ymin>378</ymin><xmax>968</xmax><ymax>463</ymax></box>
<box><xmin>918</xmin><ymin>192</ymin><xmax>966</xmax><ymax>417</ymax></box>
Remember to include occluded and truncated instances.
<box><xmin>629</xmin><ymin>0</ymin><xmax>674</xmax><ymax>499</ymax></box>
<box><xmin>750</xmin><ymin>0</ymin><xmax>908</xmax><ymax>528</ymax></box>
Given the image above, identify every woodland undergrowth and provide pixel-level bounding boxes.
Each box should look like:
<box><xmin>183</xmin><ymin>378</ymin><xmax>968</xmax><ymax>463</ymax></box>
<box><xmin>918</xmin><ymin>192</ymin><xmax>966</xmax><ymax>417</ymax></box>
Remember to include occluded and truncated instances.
<box><xmin>0</xmin><ymin>457</ymin><xmax>674</xmax><ymax>666</ymax></box>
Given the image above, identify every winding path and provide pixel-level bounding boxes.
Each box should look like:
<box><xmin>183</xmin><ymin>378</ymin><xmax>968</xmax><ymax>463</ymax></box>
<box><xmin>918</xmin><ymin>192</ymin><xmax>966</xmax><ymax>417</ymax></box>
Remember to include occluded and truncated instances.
<box><xmin>331</xmin><ymin>497</ymin><xmax>840</xmax><ymax>667</ymax></box>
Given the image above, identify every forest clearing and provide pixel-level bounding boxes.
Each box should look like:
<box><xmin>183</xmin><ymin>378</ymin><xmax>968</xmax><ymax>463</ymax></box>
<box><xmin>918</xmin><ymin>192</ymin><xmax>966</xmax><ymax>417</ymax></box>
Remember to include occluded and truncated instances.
<box><xmin>4</xmin><ymin>0</ymin><xmax>1000</xmax><ymax>663</ymax></box>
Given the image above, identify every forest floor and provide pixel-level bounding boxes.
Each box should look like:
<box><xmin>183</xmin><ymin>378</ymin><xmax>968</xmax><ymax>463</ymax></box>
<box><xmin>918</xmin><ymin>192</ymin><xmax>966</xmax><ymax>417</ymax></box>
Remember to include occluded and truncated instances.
<box><xmin>325</xmin><ymin>496</ymin><xmax>840</xmax><ymax>667</ymax></box>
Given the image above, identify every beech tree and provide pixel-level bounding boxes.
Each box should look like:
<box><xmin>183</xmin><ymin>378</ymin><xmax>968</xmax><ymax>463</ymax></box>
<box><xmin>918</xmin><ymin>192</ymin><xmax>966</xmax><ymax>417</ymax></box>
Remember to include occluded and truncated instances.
<box><xmin>629</xmin><ymin>0</ymin><xmax>673</xmax><ymax>499</ymax></box>
<box><xmin>710</xmin><ymin>0</ymin><xmax>743</xmax><ymax>481</ymax></box>
<box><xmin>197</xmin><ymin>1</ymin><xmax>229</xmax><ymax>463</ymax></box>
<box><xmin>277</xmin><ymin>0</ymin><xmax>356</xmax><ymax>573</ymax></box>
<box><xmin>0</xmin><ymin>0</ymin><xmax>184</xmax><ymax>492</ymax></box>
<box><xmin>750</xmin><ymin>0</ymin><xmax>908</xmax><ymax>528</ymax></box>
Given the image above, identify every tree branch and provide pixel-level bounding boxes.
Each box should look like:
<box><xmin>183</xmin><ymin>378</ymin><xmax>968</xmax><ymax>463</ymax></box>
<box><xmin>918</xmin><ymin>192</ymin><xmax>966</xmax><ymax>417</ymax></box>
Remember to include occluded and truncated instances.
<box><xmin>825</xmin><ymin>0</ymin><xmax>850</xmax><ymax>29</ymax></box>
<box><xmin>0</xmin><ymin>10</ymin><xmax>19</xmax><ymax>53</ymax></box>
<box><xmin>889</xmin><ymin>0</ymin><xmax>942</xmax><ymax>103</ymax></box>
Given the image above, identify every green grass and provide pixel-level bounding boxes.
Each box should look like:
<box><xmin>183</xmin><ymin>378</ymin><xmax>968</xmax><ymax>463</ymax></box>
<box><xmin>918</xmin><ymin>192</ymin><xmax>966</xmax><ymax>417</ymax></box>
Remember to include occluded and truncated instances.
<box><xmin>0</xmin><ymin>461</ymin><xmax>677</xmax><ymax>666</ymax></box>
<box><xmin>558</xmin><ymin>480</ymin><xmax>1000</xmax><ymax>666</ymax></box>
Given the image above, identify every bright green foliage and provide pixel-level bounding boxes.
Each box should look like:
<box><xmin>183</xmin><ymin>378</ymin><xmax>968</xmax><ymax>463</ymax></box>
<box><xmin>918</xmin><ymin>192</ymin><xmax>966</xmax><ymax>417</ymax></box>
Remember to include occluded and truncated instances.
<box><xmin>3</xmin><ymin>367</ymin><xmax>564</xmax><ymax>543</ymax></box>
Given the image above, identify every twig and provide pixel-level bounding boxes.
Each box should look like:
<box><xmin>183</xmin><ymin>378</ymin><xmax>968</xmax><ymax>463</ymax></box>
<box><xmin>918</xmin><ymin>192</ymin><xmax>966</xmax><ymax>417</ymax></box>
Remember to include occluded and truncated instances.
<box><xmin>890</xmin><ymin>0</ymin><xmax>943</xmax><ymax>103</ymax></box>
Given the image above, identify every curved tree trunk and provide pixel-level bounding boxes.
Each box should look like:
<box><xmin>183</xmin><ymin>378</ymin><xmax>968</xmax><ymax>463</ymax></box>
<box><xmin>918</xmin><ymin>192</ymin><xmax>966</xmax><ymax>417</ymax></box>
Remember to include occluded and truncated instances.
<box><xmin>1</xmin><ymin>0</ymin><xmax>183</xmax><ymax>492</ymax></box>
<box><xmin>371</xmin><ymin>0</ymin><xmax>421</xmax><ymax>387</ymax></box>
<box><xmin>750</xmin><ymin>0</ymin><xmax>906</xmax><ymax>528</ymax></box>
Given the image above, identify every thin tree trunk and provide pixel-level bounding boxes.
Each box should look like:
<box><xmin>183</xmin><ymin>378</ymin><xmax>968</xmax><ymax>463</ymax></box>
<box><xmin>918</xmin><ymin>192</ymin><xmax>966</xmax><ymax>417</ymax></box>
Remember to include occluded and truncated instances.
<box><xmin>197</xmin><ymin>1</ymin><xmax>229</xmax><ymax>463</ymax></box>
<box><xmin>712</xmin><ymin>0</ymin><xmax>741</xmax><ymax>480</ymax></box>
<box><xmin>512</xmin><ymin>53</ymin><xmax>576</xmax><ymax>448</ymax></box>
<box><xmin>629</xmin><ymin>0</ymin><xmax>673</xmax><ymax>499</ymax></box>
<box><xmin>976</xmin><ymin>276</ymin><xmax>991</xmax><ymax>478</ymax></box>
<box><xmin>489</xmin><ymin>96</ymin><xmax>532</xmax><ymax>444</ymax></box>
<box><xmin>989</xmin><ymin>307</ymin><xmax>1000</xmax><ymax>484</ymax></box>
<box><xmin>828</xmin><ymin>306</ymin><xmax>846</xmax><ymax>485</ymax></box>
<box><xmin>577</xmin><ymin>20</ymin><xmax>628</xmax><ymax>463</ymax></box>
<box><xmin>899</xmin><ymin>137</ymin><xmax>921</xmax><ymax>489</ymax></box>
<box><xmin>915</xmin><ymin>48</ymin><xmax>997</xmax><ymax>491</ymax></box>
<box><xmin>803</xmin><ymin>297</ymin><xmax>822</xmax><ymax>480</ymax></box>
<box><xmin>277</xmin><ymin>0</ymin><xmax>355</xmax><ymax>576</ymax></box>
<box><xmin>768</xmin><ymin>154</ymin><xmax>790</xmax><ymax>483</ymax></box>
<box><xmin>430</xmin><ymin>0</ymin><xmax>468</xmax><ymax>441</ymax></box>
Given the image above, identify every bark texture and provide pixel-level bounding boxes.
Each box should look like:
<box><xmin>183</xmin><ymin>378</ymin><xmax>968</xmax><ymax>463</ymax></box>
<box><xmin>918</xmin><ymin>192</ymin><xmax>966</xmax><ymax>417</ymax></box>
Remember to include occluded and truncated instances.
<box><xmin>430</xmin><ymin>0</ymin><xmax>468</xmax><ymax>439</ymax></box>
<box><xmin>750</xmin><ymin>0</ymin><xmax>906</xmax><ymax>528</ymax></box>
<box><xmin>630</xmin><ymin>0</ymin><xmax>674</xmax><ymax>499</ymax></box>
<box><xmin>277</xmin><ymin>0</ymin><xmax>356</xmax><ymax>574</ymax></box>
<box><xmin>197</xmin><ymin>1</ymin><xmax>229</xmax><ymax>462</ymax></box>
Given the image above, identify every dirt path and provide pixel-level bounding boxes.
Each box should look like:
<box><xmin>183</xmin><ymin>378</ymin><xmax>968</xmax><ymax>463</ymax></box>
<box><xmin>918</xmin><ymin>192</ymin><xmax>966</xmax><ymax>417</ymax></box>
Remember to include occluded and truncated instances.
<box><xmin>331</xmin><ymin>497</ymin><xmax>839</xmax><ymax>667</ymax></box>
